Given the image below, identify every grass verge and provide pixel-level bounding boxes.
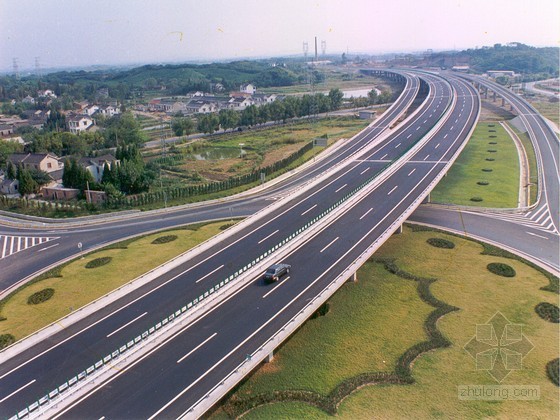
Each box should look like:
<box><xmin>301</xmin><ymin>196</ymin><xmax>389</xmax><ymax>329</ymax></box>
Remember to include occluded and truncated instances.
<box><xmin>211</xmin><ymin>225</ymin><xmax>558</xmax><ymax>419</ymax></box>
<box><xmin>0</xmin><ymin>221</ymin><xmax>235</xmax><ymax>342</ymax></box>
<box><xmin>431</xmin><ymin>122</ymin><xmax>519</xmax><ymax>207</ymax></box>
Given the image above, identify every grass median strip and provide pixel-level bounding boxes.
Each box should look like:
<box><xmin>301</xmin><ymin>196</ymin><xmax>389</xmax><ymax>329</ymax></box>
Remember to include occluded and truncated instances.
<box><xmin>0</xmin><ymin>221</ymin><xmax>236</xmax><ymax>344</ymax></box>
<box><xmin>210</xmin><ymin>225</ymin><xmax>558</xmax><ymax>419</ymax></box>
<box><xmin>431</xmin><ymin>122</ymin><xmax>519</xmax><ymax>207</ymax></box>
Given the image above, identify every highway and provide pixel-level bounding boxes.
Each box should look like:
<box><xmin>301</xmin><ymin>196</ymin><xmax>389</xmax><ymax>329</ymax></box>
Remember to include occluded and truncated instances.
<box><xmin>0</xmin><ymin>71</ymin><xmax>420</xmax><ymax>295</ymax></box>
<box><xmin>1</xmin><ymin>70</ymin><xmax>450</xmax><ymax>417</ymax></box>
<box><xmin>1</xmin><ymin>70</ymin><xmax>557</xmax><ymax>419</ymax></box>
<box><xmin>55</xmin><ymin>74</ymin><xmax>478</xmax><ymax>419</ymax></box>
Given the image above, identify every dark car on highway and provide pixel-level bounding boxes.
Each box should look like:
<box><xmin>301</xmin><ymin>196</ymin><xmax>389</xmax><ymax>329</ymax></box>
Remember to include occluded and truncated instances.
<box><xmin>263</xmin><ymin>263</ymin><xmax>291</xmax><ymax>283</ymax></box>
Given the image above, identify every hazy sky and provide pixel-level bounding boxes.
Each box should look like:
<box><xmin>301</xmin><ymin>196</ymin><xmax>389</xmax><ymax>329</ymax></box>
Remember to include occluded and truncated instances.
<box><xmin>1</xmin><ymin>0</ymin><xmax>559</xmax><ymax>71</ymax></box>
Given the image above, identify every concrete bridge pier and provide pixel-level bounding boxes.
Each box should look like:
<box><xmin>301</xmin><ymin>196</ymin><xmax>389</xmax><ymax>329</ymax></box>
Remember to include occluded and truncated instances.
<box><xmin>423</xmin><ymin>193</ymin><xmax>431</xmax><ymax>204</ymax></box>
<box><xmin>265</xmin><ymin>352</ymin><xmax>274</xmax><ymax>363</ymax></box>
<box><xmin>348</xmin><ymin>271</ymin><xmax>358</xmax><ymax>282</ymax></box>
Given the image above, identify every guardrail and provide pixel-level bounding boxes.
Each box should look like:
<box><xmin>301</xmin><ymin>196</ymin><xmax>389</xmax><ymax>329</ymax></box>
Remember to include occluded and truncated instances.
<box><xmin>10</xmin><ymin>72</ymin><xmax>435</xmax><ymax>420</ymax></box>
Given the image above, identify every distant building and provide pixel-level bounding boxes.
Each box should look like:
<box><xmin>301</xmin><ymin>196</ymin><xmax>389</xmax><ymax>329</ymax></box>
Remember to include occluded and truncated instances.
<box><xmin>487</xmin><ymin>70</ymin><xmax>516</xmax><ymax>78</ymax></box>
<box><xmin>8</xmin><ymin>153</ymin><xmax>62</xmax><ymax>173</ymax></box>
<box><xmin>42</xmin><ymin>186</ymin><xmax>79</xmax><ymax>201</ymax></box>
<box><xmin>81</xmin><ymin>105</ymin><xmax>99</xmax><ymax>116</ymax></box>
<box><xmin>0</xmin><ymin>179</ymin><xmax>19</xmax><ymax>195</ymax></box>
<box><xmin>0</xmin><ymin>124</ymin><xmax>14</xmax><ymax>137</ymax></box>
<box><xmin>78</xmin><ymin>154</ymin><xmax>119</xmax><ymax>183</ymax></box>
<box><xmin>22</xmin><ymin>95</ymin><xmax>35</xmax><ymax>104</ymax></box>
<box><xmin>185</xmin><ymin>99</ymin><xmax>219</xmax><ymax>114</ymax></box>
<box><xmin>240</xmin><ymin>83</ymin><xmax>256</xmax><ymax>94</ymax></box>
<box><xmin>37</xmin><ymin>89</ymin><xmax>57</xmax><ymax>98</ymax></box>
<box><xmin>451</xmin><ymin>65</ymin><xmax>470</xmax><ymax>72</ymax></box>
<box><xmin>97</xmin><ymin>105</ymin><xmax>121</xmax><ymax>117</ymax></box>
<box><xmin>67</xmin><ymin>114</ymin><xmax>95</xmax><ymax>134</ymax></box>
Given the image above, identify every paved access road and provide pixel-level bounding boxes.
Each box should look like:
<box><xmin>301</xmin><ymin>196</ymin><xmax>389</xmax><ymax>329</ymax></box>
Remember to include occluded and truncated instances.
<box><xmin>0</xmin><ymin>71</ymin><xmax>441</xmax><ymax>417</ymax></box>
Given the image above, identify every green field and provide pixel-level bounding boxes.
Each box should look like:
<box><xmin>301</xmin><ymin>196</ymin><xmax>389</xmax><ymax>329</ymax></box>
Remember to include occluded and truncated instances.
<box><xmin>212</xmin><ymin>226</ymin><xmax>558</xmax><ymax>419</ymax></box>
<box><xmin>431</xmin><ymin>122</ymin><xmax>520</xmax><ymax>207</ymax></box>
<box><xmin>0</xmin><ymin>221</ymin><xmax>234</xmax><ymax>343</ymax></box>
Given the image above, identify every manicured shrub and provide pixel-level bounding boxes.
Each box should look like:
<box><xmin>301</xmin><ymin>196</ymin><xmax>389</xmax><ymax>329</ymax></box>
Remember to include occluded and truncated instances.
<box><xmin>482</xmin><ymin>168</ymin><xmax>493</xmax><ymax>172</ymax></box>
<box><xmin>546</xmin><ymin>358</ymin><xmax>559</xmax><ymax>386</ymax></box>
<box><xmin>470</xmin><ymin>197</ymin><xmax>483</xmax><ymax>202</ymax></box>
<box><xmin>489</xmin><ymin>135</ymin><xmax>497</xmax><ymax>138</ymax></box>
<box><xmin>535</xmin><ymin>302</ymin><xmax>559</xmax><ymax>323</ymax></box>
<box><xmin>489</xmin><ymin>129</ymin><xmax>496</xmax><ymax>132</ymax></box>
<box><xmin>489</xmin><ymin>141</ymin><xmax>497</xmax><ymax>144</ymax></box>
<box><xmin>487</xmin><ymin>149</ymin><xmax>497</xmax><ymax>153</ymax></box>
<box><xmin>486</xmin><ymin>158</ymin><xmax>495</xmax><ymax>161</ymax></box>
<box><xmin>311</xmin><ymin>302</ymin><xmax>330</xmax><ymax>319</ymax></box>
<box><xmin>151</xmin><ymin>235</ymin><xmax>178</xmax><ymax>244</ymax></box>
<box><xmin>426</xmin><ymin>238</ymin><xmax>455</xmax><ymax>249</ymax></box>
<box><xmin>487</xmin><ymin>262</ymin><xmax>516</xmax><ymax>277</ymax></box>
<box><xmin>0</xmin><ymin>334</ymin><xmax>15</xmax><ymax>349</ymax></box>
<box><xmin>477</xmin><ymin>181</ymin><xmax>489</xmax><ymax>185</ymax></box>
<box><xmin>27</xmin><ymin>288</ymin><xmax>55</xmax><ymax>305</ymax></box>
<box><xmin>220</xmin><ymin>223</ymin><xmax>235</xmax><ymax>231</ymax></box>
<box><xmin>85</xmin><ymin>256</ymin><xmax>112</xmax><ymax>269</ymax></box>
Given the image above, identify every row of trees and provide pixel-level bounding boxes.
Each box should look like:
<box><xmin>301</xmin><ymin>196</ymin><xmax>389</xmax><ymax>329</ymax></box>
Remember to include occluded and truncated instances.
<box><xmin>171</xmin><ymin>88</ymin><xmax>388</xmax><ymax>136</ymax></box>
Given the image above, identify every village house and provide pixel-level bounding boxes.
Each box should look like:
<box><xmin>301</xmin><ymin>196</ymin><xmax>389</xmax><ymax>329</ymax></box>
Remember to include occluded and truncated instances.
<box><xmin>8</xmin><ymin>152</ymin><xmax>63</xmax><ymax>173</ymax></box>
<box><xmin>0</xmin><ymin>124</ymin><xmax>14</xmax><ymax>137</ymax></box>
<box><xmin>185</xmin><ymin>99</ymin><xmax>219</xmax><ymax>114</ymax></box>
<box><xmin>67</xmin><ymin>114</ymin><xmax>95</xmax><ymax>134</ymax></box>
<box><xmin>81</xmin><ymin>105</ymin><xmax>99</xmax><ymax>116</ymax></box>
<box><xmin>37</xmin><ymin>89</ymin><xmax>57</xmax><ymax>98</ymax></box>
<box><xmin>78</xmin><ymin>154</ymin><xmax>119</xmax><ymax>183</ymax></box>
<box><xmin>22</xmin><ymin>95</ymin><xmax>35</xmax><ymax>105</ymax></box>
<box><xmin>97</xmin><ymin>105</ymin><xmax>121</xmax><ymax>117</ymax></box>
<box><xmin>240</xmin><ymin>83</ymin><xmax>256</xmax><ymax>94</ymax></box>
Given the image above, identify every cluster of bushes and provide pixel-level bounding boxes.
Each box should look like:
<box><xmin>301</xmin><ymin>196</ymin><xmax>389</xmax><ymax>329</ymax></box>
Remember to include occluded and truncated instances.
<box><xmin>27</xmin><ymin>288</ymin><xmax>55</xmax><ymax>304</ymax></box>
<box><xmin>535</xmin><ymin>302</ymin><xmax>559</xmax><ymax>323</ymax></box>
<box><xmin>426</xmin><ymin>238</ymin><xmax>455</xmax><ymax>249</ymax></box>
<box><xmin>151</xmin><ymin>235</ymin><xmax>178</xmax><ymax>244</ymax></box>
<box><xmin>0</xmin><ymin>334</ymin><xmax>15</xmax><ymax>350</ymax></box>
<box><xmin>487</xmin><ymin>262</ymin><xmax>516</xmax><ymax>277</ymax></box>
<box><xmin>107</xmin><ymin>141</ymin><xmax>314</xmax><ymax>208</ymax></box>
<box><xmin>546</xmin><ymin>358</ymin><xmax>559</xmax><ymax>386</ymax></box>
<box><xmin>85</xmin><ymin>256</ymin><xmax>112</xmax><ymax>269</ymax></box>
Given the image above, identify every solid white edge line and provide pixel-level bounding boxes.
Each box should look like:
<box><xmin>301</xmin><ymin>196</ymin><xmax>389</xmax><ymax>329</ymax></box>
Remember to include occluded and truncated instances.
<box><xmin>176</xmin><ymin>333</ymin><xmax>218</xmax><ymax>364</ymax></box>
<box><xmin>195</xmin><ymin>264</ymin><xmax>225</xmax><ymax>283</ymax></box>
<box><xmin>0</xmin><ymin>379</ymin><xmax>36</xmax><ymax>404</ymax></box>
<box><xmin>526</xmin><ymin>231</ymin><xmax>549</xmax><ymax>240</ymax></box>
<box><xmin>320</xmin><ymin>237</ymin><xmax>339</xmax><ymax>253</ymax></box>
<box><xmin>106</xmin><ymin>312</ymin><xmax>148</xmax><ymax>338</ymax></box>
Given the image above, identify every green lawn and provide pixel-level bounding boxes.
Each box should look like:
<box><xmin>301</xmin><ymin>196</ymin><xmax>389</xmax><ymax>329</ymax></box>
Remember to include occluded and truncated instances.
<box><xmin>213</xmin><ymin>226</ymin><xmax>558</xmax><ymax>419</ymax></box>
<box><xmin>431</xmin><ymin>122</ymin><xmax>520</xmax><ymax>207</ymax></box>
<box><xmin>0</xmin><ymin>221</ymin><xmax>234</xmax><ymax>342</ymax></box>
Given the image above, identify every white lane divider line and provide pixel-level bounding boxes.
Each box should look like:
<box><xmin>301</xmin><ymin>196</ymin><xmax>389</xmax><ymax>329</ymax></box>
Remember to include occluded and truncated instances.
<box><xmin>423</xmin><ymin>154</ymin><xmax>430</xmax><ymax>161</ymax></box>
<box><xmin>301</xmin><ymin>204</ymin><xmax>317</xmax><ymax>216</ymax></box>
<box><xmin>360</xmin><ymin>167</ymin><xmax>370</xmax><ymax>175</ymax></box>
<box><xmin>335</xmin><ymin>183</ymin><xmax>348</xmax><ymax>193</ymax></box>
<box><xmin>177</xmin><ymin>333</ymin><xmax>218</xmax><ymax>364</ymax></box>
<box><xmin>444</xmin><ymin>134</ymin><xmax>448</xmax><ymax>139</ymax></box>
<box><xmin>380</xmin><ymin>154</ymin><xmax>388</xmax><ymax>160</ymax></box>
<box><xmin>320</xmin><ymin>237</ymin><xmax>339</xmax><ymax>253</ymax></box>
<box><xmin>359</xmin><ymin>208</ymin><xmax>373</xmax><ymax>220</ymax></box>
<box><xmin>435</xmin><ymin>143</ymin><xmax>440</xmax><ymax>149</ymax></box>
<box><xmin>526</xmin><ymin>231</ymin><xmax>549</xmax><ymax>240</ymax></box>
<box><xmin>408</xmin><ymin>168</ymin><xmax>416</xmax><ymax>177</ymax></box>
<box><xmin>196</xmin><ymin>264</ymin><xmax>225</xmax><ymax>283</ymax></box>
<box><xmin>106</xmin><ymin>312</ymin><xmax>148</xmax><ymax>338</ymax></box>
<box><xmin>407</xmin><ymin>134</ymin><xmax>412</xmax><ymax>139</ymax></box>
<box><xmin>38</xmin><ymin>243</ymin><xmax>60</xmax><ymax>253</ymax></box>
<box><xmin>394</xmin><ymin>142</ymin><xmax>401</xmax><ymax>148</ymax></box>
<box><xmin>388</xmin><ymin>185</ymin><xmax>398</xmax><ymax>195</ymax></box>
<box><xmin>0</xmin><ymin>379</ymin><xmax>36</xmax><ymax>403</ymax></box>
<box><xmin>262</xmin><ymin>276</ymin><xmax>291</xmax><ymax>299</ymax></box>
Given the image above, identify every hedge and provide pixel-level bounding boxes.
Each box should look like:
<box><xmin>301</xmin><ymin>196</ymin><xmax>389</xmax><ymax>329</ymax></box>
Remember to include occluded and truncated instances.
<box><xmin>27</xmin><ymin>288</ymin><xmax>55</xmax><ymax>305</ymax></box>
<box><xmin>487</xmin><ymin>262</ymin><xmax>516</xmax><ymax>278</ymax></box>
<box><xmin>0</xmin><ymin>334</ymin><xmax>15</xmax><ymax>350</ymax></box>
<box><xmin>426</xmin><ymin>238</ymin><xmax>455</xmax><ymax>249</ymax></box>
<box><xmin>151</xmin><ymin>235</ymin><xmax>178</xmax><ymax>244</ymax></box>
<box><xmin>85</xmin><ymin>256</ymin><xmax>113</xmax><ymax>269</ymax></box>
<box><xmin>546</xmin><ymin>358</ymin><xmax>559</xmax><ymax>386</ymax></box>
<box><xmin>535</xmin><ymin>302</ymin><xmax>559</xmax><ymax>323</ymax></box>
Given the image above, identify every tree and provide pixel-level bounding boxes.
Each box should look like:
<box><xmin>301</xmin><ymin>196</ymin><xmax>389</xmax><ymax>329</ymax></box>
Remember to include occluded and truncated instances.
<box><xmin>367</xmin><ymin>89</ymin><xmax>378</xmax><ymax>105</ymax></box>
<box><xmin>218</xmin><ymin>109</ymin><xmax>239</xmax><ymax>131</ymax></box>
<box><xmin>328</xmin><ymin>88</ymin><xmax>344</xmax><ymax>111</ymax></box>
<box><xmin>17</xmin><ymin>167</ymin><xmax>38</xmax><ymax>196</ymax></box>
<box><xmin>6</xmin><ymin>160</ymin><xmax>16</xmax><ymax>180</ymax></box>
<box><xmin>172</xmin><ymin>116</ymin><xmax>195</xmax><ymax>136</ymax></box>
<box><xmin>197</xmin><ymin>114</ymin><xmax>220</xmax><ymax>134</ymax></box>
